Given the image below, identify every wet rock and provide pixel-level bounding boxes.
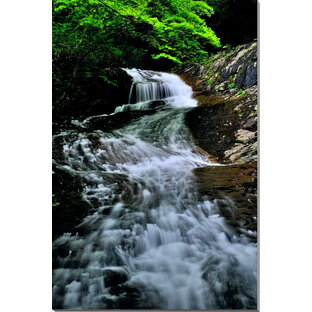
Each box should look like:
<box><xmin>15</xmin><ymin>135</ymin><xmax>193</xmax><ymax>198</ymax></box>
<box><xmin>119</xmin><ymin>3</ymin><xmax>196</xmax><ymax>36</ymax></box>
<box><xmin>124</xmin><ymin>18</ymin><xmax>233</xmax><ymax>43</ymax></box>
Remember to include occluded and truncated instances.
<box><xmin>244</xmin><ymin>62</ymin><xmax>257</xmax><ymax>88</ymax></box>
<box><xmin>229</xmin><ymin>88</ymin><xmax>238</xmax><ymax>94</ymax></box>
<box><xmin>86</xmin><ymin>110</ymin><xmax>157</xmax><ymax>131</ymax></box>
<box><xmin>117</xmin><ymin>100</ymin><xmax>166</xmax><ymax>112</ymax></box>
<box><xmin>108</xmin><ymin>284</ymin><xmax>144</xmax><ymax>309</ymax></box>
<box><xmin>52</xmin><ymin>165</ymin><xmax>91</xmax><ymax>240</ymax></box>
<box><xmin>186</xmin><ymin>102</ymin><xmax>239</xmax><ymax>163</ymax></box>
<box><xmin>185</xmin><ymin>89</ymin><xmax>257</xmax><ymax>163</ymax></box>
<box><xmin>194</xmin><ymin>163</ymin><xmax>257</xmax><ymax>238</ymax></box>
<box><xmin>243</xmin><ymin>117</ymin><xmax>257</xmax><ymax>131</ymax></box>
<box><xmin>224</xmin><ymin>142</ymin><xmax>257</xmax><ymax>163</ymax></box>
<box><xmin>235</xmin><ymin>129</ymin><xmax>256</xmax><ymax>143</ymax></box>
<box><xmin>148</xmin><ymin>100</ymin><xmax>167</xmax><ymax>109</ymax></box>
<box><xmin>234</xmin><ymin>63</ymin><xmax>247</xmax><ymax>89</ymax></box>
<box><xmin>103</xmin><ymin>269</ymin><xmax>128</xmax><ymax>288</ymax></box>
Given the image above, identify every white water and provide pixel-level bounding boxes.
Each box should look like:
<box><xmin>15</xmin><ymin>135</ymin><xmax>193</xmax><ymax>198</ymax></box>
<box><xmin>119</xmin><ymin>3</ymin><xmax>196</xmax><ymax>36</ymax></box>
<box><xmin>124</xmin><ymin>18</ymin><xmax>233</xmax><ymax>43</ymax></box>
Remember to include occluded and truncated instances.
<box><xmin>53</xmin><ymin>69</ymin><xmax>257</xmax><ymax>309</ymax></box>
<box><xmin>114</xmin><ymin>68</ymin><xmax>197</xmax><ymax>113</ymax></box>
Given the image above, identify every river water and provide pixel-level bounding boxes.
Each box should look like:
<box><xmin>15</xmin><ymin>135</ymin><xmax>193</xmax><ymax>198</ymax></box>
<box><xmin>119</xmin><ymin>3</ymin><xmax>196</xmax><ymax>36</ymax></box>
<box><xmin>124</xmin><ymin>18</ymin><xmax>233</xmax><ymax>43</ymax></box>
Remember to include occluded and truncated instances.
<box><xmin>52</xmin><ymin>68</ymin><xmax>257</xmax><ymax>309</ymax></box>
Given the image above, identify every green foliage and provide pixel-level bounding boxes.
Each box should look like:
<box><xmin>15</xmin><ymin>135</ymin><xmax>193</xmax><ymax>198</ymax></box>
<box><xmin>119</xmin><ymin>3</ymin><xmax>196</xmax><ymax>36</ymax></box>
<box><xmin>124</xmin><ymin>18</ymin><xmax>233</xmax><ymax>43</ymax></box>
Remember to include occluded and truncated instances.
<box><xmin>227</xmin><ymin>82</ymin><xmax>235</xmax><ymax>88</ymax></box>
<box><xmin>152</xmin><ymin>53</ymin><xmax>182</xmax><ymax>64</ymax></box>
<box><xmin>237</xmin><ymin>89</ymin><xmax>247</xmax><ymax>95</ymax></box>
<box><xmin>53</xmin><ymin>0</ymin><xmax>221</xmax><ymax>69</ymax></box>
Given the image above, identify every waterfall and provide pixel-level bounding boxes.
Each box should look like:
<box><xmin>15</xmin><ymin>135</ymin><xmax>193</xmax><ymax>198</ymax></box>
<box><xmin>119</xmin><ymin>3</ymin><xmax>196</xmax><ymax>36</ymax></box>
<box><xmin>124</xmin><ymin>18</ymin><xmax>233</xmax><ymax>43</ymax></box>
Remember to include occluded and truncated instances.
<box><xmin>114</xmin><ymin>68</ymin><xmax>197</xmax><ymax>113</ymax></box>
<box><xmin>53</xmin><ymin>68</ymin><xmax>257</xmax><ymax>309</ymax></box>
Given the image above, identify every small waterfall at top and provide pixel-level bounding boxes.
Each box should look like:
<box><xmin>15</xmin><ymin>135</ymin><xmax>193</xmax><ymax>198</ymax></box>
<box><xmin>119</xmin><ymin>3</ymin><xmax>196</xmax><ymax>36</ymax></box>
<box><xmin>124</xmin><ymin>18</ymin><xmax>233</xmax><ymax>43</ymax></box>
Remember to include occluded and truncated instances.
<box><xmin>52</xmin><ymin>69</ymin><xmax>257</xmax><ymax>309</ymax></box>
<box><xmin>114</xmin><ymin>68</ymin><xmax>197</xmax><ymax>113</ymax></box>
<box><xmin>127</xmin><ymin>69</ymin><xmax>173</xmax><ymax>103</ymax></box>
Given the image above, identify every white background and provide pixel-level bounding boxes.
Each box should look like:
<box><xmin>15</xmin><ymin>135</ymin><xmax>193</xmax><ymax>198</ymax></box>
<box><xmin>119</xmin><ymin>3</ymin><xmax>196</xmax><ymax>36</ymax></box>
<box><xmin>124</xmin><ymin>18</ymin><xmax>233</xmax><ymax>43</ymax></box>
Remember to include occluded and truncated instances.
<box><xmin>0</xmin><ymin>0</ymin><xmax>311</xmax><ymax>311</ymax></box>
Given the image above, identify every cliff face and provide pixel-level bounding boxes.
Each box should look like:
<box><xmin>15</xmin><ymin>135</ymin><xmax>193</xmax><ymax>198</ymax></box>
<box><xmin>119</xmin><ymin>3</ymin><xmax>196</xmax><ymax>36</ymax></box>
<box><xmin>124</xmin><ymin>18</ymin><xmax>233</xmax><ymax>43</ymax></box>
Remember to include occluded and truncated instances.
<box><xmin>183</xmin><ymin>42</ymin><xmax>257</xmax><ymax>164</ymax></box>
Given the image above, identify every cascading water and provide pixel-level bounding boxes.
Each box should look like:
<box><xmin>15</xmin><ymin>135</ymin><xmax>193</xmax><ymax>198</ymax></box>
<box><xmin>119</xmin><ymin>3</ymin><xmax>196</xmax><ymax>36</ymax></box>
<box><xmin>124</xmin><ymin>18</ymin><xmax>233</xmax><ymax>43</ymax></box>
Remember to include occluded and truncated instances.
<box><xmin>114</xmin><ymin>68</ymin><xmax>197</xmax><ymax>113</ymax></box>
<box><xmin>52</xmin><ymin>69</ymin><xmax>257</xmax><ymax>309</ymax></box>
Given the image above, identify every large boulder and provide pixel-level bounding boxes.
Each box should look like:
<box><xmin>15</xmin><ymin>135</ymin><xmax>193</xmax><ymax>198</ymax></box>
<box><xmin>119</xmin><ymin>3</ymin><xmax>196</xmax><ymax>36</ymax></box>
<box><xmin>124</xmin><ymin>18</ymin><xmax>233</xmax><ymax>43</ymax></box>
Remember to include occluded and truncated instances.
<box><xmin>103</xmin><ymin>269</ymin><xmax>129</xmax><ymax>288</ymax></box>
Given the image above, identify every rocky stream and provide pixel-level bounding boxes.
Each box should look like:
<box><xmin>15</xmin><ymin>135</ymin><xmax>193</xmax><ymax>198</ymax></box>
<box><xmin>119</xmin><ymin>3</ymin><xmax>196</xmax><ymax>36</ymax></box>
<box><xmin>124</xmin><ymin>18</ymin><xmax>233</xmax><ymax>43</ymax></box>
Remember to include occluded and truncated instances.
<box><xmin>52</xmin><ymin>43</ymin><xmax>257</xmax><ymax>309</ymax></box>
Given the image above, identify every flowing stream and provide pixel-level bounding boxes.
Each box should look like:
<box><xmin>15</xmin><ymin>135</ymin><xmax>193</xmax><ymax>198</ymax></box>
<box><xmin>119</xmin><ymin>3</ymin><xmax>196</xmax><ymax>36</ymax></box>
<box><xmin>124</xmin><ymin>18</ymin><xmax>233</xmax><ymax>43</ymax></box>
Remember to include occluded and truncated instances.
<box><xmin>52</xmin><ymin>69</ymin><xmax>257</xmax><ymax>309</ymax></box>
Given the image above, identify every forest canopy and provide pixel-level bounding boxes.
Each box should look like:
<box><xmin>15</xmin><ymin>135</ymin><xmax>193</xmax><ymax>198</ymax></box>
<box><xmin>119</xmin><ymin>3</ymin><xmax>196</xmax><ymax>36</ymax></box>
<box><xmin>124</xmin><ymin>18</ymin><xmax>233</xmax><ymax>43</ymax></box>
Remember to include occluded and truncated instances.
<box><xmin>53</xmin><ymin>0</ymin><xmax>221</xmax><ymax>69</ymax></box>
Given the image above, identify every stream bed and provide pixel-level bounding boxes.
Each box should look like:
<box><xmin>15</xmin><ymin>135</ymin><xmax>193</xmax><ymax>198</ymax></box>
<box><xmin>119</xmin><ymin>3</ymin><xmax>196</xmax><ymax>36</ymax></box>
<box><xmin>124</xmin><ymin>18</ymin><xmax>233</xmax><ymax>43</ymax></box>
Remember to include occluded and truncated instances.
<box><xmin>52</xmin><ymin>69</ymin><xmax>257</xmax><ymax>309</ymax></box>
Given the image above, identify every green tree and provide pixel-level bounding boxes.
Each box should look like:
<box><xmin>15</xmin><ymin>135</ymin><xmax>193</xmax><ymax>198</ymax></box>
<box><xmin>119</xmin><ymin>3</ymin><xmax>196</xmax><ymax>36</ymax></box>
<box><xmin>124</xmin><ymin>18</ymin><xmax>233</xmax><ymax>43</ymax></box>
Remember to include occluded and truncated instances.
<box><xmin>53</xmin><ymin>0</ymin><xmax>221</xmax><ymax>67</ymax></box>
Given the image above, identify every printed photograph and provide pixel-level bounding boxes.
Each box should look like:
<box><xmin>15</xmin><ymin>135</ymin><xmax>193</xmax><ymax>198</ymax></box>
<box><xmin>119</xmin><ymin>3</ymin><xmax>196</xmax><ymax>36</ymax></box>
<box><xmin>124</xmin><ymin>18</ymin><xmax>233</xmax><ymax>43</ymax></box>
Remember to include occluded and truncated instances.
<box><xmin>52</xmin><ymin>0</ymin><xmax>258</xmax><ymax>309</ymax></box>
